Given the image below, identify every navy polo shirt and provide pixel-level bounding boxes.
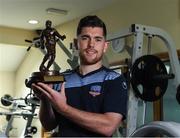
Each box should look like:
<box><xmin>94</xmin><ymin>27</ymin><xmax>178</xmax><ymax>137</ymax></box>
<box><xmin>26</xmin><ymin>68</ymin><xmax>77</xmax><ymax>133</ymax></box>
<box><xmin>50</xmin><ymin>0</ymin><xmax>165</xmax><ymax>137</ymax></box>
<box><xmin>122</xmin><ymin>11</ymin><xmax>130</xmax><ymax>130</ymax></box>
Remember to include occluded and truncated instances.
<box><xmin>53</xmin><ymin>66</ymin><xmax>128</xmax><ymax>137</ymax></box>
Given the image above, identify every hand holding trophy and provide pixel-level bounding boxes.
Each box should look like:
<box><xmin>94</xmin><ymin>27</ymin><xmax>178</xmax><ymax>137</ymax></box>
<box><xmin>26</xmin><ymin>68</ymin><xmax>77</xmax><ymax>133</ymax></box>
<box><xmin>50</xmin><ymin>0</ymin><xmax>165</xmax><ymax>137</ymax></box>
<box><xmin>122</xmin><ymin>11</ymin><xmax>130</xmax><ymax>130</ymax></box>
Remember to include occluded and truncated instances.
<box><xmin>25</xmin><ymin>20</ymin><xmax>66</xmax><ymax>88</ymax></box>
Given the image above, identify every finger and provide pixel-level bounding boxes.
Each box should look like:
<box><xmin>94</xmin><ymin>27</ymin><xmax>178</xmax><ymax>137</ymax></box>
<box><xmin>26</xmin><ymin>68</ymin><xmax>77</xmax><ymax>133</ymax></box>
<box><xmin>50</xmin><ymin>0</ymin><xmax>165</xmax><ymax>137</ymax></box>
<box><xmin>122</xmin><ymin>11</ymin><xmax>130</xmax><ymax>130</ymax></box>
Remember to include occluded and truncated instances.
<box><xmin>32</xmin><ymin>83</ymin><xmax>44</xmax><ymax>98</ymax></box>
<box><xmin>37</xmin><ymin>82</ymin><xmax>54</xmax><ymax>93</ymax></box>
<box><xmin>60</xmin><ymin>82</ymin><xmax>66</xmax><ymax>96</ymax></box>
<box><xmin>37</xmin><ymin>82</ymin><xmax>57</xmax><ymax>98</ymax></box>
<box><xmin>32</xmin><ymin>83</ymin><xmax>52</xmax><ymax>99</ymax></box>
<box><xmin>47</xmin><ymin>83</ymin><xmax>53</xmax><ymax>88</ymax></box>
<box><xmin>32</xmin><ymin>83</ymin><xmax>48</xmax><ymax>96</ymax></box>
<box><xmin>32</xmin><ymin>83</ymin><xmax>41</xmax><ymax>94</ymax></box>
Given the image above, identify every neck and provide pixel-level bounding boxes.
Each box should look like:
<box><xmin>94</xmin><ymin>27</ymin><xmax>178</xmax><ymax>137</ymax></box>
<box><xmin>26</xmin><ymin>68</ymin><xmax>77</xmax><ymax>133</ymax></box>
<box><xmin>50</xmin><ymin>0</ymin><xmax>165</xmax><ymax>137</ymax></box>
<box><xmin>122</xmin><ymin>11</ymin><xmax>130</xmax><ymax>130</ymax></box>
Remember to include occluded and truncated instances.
<box><xmin>79</xmin><ymin>62</ymin><xmax>102</xmax><ymax>75</ymax></box>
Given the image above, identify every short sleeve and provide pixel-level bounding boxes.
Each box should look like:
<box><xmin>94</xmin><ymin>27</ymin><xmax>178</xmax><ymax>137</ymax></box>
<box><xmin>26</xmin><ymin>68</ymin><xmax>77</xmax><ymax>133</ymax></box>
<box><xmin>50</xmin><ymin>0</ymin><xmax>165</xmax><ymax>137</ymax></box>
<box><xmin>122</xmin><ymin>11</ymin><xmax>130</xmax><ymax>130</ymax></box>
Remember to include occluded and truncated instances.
<box><xmin>103</xmin><ymin>75</ymin><xmax>128</xmax><ymax>120</ymax></box>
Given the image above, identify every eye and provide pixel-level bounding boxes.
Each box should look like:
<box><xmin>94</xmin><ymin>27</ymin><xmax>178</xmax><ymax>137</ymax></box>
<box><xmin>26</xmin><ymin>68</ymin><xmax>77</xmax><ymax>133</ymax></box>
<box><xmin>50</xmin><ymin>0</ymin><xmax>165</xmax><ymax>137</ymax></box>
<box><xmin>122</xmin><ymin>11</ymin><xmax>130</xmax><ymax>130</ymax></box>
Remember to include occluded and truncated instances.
<box><xmin>79</xmin><ymin>35</ymin><xmax>90</xmax><ymax>41</ymax></box>
<box><xmin>81</xmin><ymin>36</ymin><xmax>89</xmax><ymax>40</ymax></box>
<box><xmin>95</xmin><ymin>37</ymin><xmax>103</xmax><ymax>42</ymax></box>
<box><xmin>95</xmin><ymin>38</ymin><xmax>102</xmax><ymax>42</ymax></box>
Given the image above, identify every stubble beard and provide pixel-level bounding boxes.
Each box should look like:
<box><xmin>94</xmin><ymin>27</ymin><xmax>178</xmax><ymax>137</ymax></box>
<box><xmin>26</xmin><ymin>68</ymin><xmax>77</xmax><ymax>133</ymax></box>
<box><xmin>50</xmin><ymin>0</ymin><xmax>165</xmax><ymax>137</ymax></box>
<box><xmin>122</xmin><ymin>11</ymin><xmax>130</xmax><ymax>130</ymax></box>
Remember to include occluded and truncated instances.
<box><xmin>79</xmin><ymin>49</ymin><xmax>103</xmax><ymax>65</ymax></box>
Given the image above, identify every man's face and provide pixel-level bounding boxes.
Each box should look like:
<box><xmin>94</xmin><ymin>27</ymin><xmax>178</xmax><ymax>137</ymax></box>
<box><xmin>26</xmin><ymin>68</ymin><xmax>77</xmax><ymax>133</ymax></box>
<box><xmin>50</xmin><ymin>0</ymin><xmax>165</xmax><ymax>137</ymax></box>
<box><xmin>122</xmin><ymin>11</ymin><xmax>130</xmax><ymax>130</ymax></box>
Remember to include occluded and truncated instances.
<box><xmin>77</xmin><ymin>27</ymin><xmax>108</xmax><ymax>65</ymax></box>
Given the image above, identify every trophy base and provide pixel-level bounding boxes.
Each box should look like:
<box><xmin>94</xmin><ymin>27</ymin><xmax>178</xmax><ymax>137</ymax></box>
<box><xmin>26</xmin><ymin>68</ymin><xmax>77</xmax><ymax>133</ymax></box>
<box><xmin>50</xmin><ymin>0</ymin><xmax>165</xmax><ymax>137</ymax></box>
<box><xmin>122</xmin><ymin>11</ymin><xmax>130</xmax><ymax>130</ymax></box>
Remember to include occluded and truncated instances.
<box><xmin>25</xmin><ymin>70</ymin><xmax>65</xmax><ymax>88</ymax></box>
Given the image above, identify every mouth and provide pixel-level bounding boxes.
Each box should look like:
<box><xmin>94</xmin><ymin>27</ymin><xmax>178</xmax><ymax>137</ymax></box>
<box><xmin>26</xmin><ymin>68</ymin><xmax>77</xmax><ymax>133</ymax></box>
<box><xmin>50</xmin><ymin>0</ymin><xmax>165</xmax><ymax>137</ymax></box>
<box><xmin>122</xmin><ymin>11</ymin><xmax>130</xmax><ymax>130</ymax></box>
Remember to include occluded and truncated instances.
<box><xmin>85</xmin><ymin>49</ymin><xmax>97</xmax><ymax>55</ymax></box>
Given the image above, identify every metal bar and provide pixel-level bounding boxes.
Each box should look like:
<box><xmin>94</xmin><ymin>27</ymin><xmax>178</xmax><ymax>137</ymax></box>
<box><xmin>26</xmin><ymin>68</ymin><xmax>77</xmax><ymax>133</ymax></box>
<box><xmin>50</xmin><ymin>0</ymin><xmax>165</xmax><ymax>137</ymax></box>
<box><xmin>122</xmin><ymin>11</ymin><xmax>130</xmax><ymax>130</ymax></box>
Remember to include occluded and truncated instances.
<box><xmin>24</xmin><ymin>105</ymin><xmax>37</xmax><ymax>136</ymax></box>
<box><xmin>126</xmin><ymin>30</ymin><xmax>144</xmax><ymax>136</ymax></box>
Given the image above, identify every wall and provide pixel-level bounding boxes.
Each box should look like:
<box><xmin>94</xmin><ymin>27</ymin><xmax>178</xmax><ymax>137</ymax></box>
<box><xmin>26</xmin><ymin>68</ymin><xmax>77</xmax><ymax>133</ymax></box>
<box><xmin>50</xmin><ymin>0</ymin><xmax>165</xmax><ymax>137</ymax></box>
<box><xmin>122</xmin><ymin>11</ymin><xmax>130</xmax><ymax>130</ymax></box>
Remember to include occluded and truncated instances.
<box><xmin>0</xmin><ymin>26</ymin><xmax>36</xmax><ymax>46</ymax></box>
<box><xmin>0</xmin><ymin>71</ymin><xmax>15</xmax><ymax>96</ymax></box>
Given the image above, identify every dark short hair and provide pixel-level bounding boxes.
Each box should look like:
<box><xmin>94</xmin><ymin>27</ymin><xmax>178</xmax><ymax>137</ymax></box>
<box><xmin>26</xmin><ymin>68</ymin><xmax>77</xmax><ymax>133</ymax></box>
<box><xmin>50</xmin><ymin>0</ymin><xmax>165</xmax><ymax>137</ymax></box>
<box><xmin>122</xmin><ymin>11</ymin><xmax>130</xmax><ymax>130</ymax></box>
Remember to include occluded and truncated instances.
<box><xmin>76</xmin><ymin>15</ymin><xmax>107</xmax><ymax>38</ymax></box>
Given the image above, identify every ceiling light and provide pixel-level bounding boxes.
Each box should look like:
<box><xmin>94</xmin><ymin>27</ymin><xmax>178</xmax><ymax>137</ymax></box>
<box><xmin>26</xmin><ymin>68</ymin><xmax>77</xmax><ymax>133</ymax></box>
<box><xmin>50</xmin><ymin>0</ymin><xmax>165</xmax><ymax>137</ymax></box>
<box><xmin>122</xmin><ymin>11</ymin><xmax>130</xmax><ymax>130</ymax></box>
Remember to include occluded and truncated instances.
<box><xmin>46</xmin><ymin>8</ymin><xmax>68</xmax><ymax>15</ymax></box>
<box><xmin>28</xmin><ymin>20</ymin><xmax>38</xmax><ymax>24</ymax></box>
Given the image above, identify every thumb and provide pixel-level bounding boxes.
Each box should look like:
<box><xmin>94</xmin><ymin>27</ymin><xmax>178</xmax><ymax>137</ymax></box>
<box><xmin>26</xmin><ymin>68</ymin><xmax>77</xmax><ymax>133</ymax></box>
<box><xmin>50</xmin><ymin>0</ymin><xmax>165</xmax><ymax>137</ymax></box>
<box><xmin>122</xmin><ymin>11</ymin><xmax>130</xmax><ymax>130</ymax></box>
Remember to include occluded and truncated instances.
<box><xmin>60</xmin><ymin>82</ymin><xmax>66</xmax><ymax>96</ymax></box>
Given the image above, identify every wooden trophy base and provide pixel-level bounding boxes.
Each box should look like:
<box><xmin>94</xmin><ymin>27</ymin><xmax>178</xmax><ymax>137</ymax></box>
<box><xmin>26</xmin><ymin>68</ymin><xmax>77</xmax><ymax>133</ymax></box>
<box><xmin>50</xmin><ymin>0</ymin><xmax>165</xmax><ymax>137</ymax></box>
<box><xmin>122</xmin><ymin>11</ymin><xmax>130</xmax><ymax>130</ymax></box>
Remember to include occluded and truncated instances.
<box><xmin>25</xmin><ymin>70</ymin><xmax>65</xmax><ymax>88</ymax></box>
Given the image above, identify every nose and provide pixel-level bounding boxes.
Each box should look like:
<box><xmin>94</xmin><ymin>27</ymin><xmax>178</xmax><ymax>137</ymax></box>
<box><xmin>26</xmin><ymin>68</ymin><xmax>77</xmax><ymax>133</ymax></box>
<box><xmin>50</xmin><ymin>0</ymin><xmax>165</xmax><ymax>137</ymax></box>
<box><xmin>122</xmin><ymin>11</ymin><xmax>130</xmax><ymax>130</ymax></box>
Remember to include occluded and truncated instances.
<box><xmin>88</xmin><ymin>38</ymin><xmax>95</xmax><ymax>47</ymax></box>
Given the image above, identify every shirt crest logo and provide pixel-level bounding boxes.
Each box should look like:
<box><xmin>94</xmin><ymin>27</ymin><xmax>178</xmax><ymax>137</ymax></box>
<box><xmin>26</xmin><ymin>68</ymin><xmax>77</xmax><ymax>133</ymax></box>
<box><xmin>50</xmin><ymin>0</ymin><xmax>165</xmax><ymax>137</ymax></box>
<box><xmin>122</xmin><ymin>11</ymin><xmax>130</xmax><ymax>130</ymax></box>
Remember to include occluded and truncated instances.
<box><xmin>89</xmin><ymin>85</ymin><xmax>101</xmax><ymax>97</ymax></box>
<box><xmin>122</xmin><ymin>81</ymin><xmax>127</xmax><ymax>90</ymax></box>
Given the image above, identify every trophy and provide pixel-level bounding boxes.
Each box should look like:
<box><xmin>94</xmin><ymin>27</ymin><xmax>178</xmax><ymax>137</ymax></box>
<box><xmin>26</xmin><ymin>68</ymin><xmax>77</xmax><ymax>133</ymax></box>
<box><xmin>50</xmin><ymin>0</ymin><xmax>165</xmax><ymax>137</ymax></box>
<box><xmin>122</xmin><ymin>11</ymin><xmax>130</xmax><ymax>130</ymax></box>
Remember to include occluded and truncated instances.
<box><xmin>25</xmin><ymin>20</ymin><xmax>66</xmax><ymax>88</ymax></box>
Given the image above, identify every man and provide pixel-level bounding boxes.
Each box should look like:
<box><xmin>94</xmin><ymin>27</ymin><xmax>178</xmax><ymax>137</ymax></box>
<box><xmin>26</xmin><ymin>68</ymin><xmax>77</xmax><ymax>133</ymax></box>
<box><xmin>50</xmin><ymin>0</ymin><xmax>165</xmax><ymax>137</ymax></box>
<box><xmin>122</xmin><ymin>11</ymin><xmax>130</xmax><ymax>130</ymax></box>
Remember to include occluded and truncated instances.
<box><xmin>39</xmin><ymin>20</ymin><xmax>66</xmax><ymax>71</ymax></box>
<box><xmin>32</xmin><ymin>15</ymin><xmax>128</xmax><ymax>137</ymax></box>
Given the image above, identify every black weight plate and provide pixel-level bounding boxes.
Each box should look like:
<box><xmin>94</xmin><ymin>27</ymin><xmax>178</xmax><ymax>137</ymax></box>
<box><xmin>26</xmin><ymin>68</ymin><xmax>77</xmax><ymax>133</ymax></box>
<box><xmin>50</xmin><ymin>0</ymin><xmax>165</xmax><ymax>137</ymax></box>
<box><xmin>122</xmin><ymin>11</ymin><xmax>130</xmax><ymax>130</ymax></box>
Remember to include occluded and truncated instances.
<box><xmin>130</xmin><ymin>55</ymin><xmax>168</xmax><ymax>101</ymax></box>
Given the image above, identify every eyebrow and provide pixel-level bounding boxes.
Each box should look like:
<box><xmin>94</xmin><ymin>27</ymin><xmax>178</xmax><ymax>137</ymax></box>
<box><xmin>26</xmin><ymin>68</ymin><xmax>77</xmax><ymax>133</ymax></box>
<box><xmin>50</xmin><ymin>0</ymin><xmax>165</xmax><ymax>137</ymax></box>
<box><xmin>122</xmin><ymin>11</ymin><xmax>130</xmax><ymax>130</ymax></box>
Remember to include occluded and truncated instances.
<box><xmin>80</xmin><ymin>34</ymin><xmax>104</xmax><ymax>39</ymax></box>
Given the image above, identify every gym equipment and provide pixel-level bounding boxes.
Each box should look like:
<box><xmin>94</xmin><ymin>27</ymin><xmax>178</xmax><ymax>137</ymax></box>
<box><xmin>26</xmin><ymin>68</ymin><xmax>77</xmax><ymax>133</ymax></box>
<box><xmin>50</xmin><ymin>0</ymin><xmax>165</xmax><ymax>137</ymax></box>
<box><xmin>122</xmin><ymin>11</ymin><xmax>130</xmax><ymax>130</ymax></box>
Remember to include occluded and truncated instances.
<box><xmin>1</xmin><ymin>93</ymin><xmax>39</xmax><ymax>107</ymax></box>
<box><xmin>111</xmin><ymin>38</ymin><xmax>125</xmax><ymax>53</ymax></box>
<box><xmin>25</xmin><ymin>95</ymin><xmax>40</xmax><ymax>106</ymax></box>
<box><xmin>108</xmin><ymin>24</ymin><xmax>180</xmax><ymax>136</ymax></box>
<box><xmin>57</xmin><ymin>39</ymin><xmax>79</xmax><ymax>69</ymax></box>
<box><xmin>176</xmin><ymin>85</ymin><xmax>180</xmax><ymax>104</ymax></box>
<box><xmin>26</xmin><ymin>126</ymin><xmax>37</xmax><ymax>134</ymax></box>
<box><xmin>0</xmin><ymin>112</ymin><xmax>37</xmax><ymax>117</ymax></box>
<box><xmin>130</xmin><ymin>121</ymin><xmax>180</xmax><ymax>137</ymax></box>
<box><xmin>24</xmin><ymin>126</ymin><xmax>37</xmax><ymax>138</ymax></box>
<box><xmin>130</xmin><ymin>55</ymin><xmax>174</xmax><ymax>101</ymax></box>
<box><xmin>25</xmin><ymin>38</ymin><xmax>41</xmax><ymax>51</ymax></box>
<box><xmin>1</xmin><ymin>102</ymin><xmax>18</xmax><ymax>137</ymax></box>
<box><xmin>1</xmin><ymin>94</ymin><xmax>13</xmax><ymax>106</ymax></box>
<box><xmin>24</xmin><ymin>29</ymin><xmax>42</xmax><ymax>51</ymax></box>
<box><xmin>0</xmin><ymin>92</ymin><xmax>39</xmax><ymax>137</ymax></box>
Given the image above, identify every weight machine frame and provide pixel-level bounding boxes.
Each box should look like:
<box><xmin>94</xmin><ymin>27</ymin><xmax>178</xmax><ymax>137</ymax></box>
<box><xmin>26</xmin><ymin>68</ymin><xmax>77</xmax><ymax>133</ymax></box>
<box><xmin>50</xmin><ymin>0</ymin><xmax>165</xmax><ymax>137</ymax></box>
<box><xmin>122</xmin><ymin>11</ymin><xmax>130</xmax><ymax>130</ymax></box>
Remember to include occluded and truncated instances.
<box><xmin>107</xmin><ymin>24</ymin><xmax>180</xmax><ymax>136</ymax></box>
<box><xmin>0</xmin><ymin>98</ymin><xmax>38</xmax><ymax>137</ymax></box>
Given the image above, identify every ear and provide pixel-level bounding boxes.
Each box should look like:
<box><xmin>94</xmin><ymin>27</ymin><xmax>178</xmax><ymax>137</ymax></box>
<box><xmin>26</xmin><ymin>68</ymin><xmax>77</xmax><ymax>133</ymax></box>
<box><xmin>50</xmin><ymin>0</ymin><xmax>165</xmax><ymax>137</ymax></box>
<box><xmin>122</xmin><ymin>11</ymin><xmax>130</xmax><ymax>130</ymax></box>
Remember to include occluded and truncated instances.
<box><xmin>75</xmin><ymin>38</ymin><xmax>80</xmax><ymax>50</ymax></box>
<box><xmin>73</xmin><ymin>38</ymin><xmax>78</xmax><ymax>50</ymax></box>
<box><xmin>103</xmin><ymin>41</ymin><xmax>109</xmax><ymax>53</ymax></box>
